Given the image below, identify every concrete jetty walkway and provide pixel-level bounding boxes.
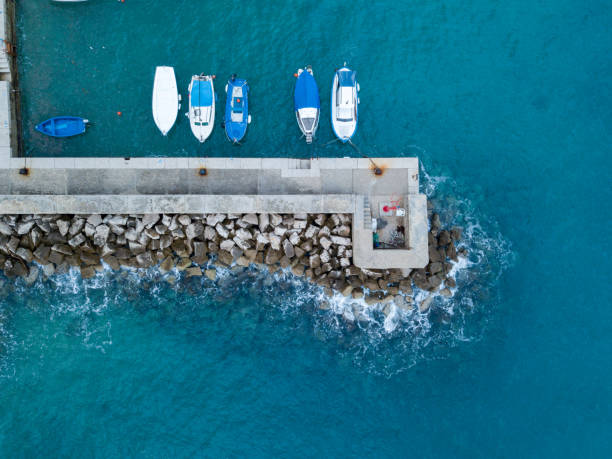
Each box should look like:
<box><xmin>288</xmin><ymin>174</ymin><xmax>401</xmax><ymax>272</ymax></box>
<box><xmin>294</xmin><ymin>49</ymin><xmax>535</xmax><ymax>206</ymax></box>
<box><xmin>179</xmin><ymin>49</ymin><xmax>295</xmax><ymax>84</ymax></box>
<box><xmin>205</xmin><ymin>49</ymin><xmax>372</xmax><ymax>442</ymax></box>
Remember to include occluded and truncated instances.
<box><xmin>0</xmin><ymin>157</ymin><xmax>429</xmax><ymax>269</ymax></box>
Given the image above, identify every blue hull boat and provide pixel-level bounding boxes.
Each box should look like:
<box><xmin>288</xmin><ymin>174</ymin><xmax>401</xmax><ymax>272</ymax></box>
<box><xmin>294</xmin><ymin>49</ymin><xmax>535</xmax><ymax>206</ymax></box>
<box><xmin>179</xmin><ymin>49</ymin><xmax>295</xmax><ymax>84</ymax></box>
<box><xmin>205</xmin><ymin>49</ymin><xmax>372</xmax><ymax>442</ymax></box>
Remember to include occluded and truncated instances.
<box><xmin>294</xmin><ymin>66</ymin><xmax>320</xmax><ymax>143</ymax></box>
<box><xmin>35</xmin><ymin>116</ymin><xmax>88</xmax><ymax>138</ymax></box>
<box><xmin>224</xmin><ymin>75</ymin><xmax>250</xmax><ymax>143</ymax></box>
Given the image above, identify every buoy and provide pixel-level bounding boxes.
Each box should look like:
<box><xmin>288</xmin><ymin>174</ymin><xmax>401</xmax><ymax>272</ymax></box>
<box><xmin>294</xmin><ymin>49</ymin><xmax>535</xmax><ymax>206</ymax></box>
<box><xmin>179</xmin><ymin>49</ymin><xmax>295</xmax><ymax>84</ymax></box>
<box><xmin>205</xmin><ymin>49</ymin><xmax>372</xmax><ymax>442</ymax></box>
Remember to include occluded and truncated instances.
<box><xmin>117</xmin><ymin>111</ymin><xmax>122</xmax><ymax>116</ymax></box>
<box><xmin>293</xmin><ymin>73</ymin><xmax>298</xmax><ymax>77</ymax></box>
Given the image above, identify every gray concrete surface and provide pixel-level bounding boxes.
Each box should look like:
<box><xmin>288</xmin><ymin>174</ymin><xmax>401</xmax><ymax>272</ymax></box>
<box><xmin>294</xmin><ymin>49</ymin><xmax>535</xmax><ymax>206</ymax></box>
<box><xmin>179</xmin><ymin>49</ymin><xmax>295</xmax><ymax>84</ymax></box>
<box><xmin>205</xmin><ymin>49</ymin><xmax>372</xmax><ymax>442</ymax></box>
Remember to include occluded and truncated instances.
<box><xmin>0</xmin><ymin>159</ymin><xmax>419</xmax><ymax>196</ymax></box>
<box><xmin>0</xmin><ymin>194</ymin><xmax>356</xmax><ymax>215</ymax></box>
<box><xmin>352</xmin><ymin>194</ymin><xmax>429</xmax><ymax>269</ymax></box>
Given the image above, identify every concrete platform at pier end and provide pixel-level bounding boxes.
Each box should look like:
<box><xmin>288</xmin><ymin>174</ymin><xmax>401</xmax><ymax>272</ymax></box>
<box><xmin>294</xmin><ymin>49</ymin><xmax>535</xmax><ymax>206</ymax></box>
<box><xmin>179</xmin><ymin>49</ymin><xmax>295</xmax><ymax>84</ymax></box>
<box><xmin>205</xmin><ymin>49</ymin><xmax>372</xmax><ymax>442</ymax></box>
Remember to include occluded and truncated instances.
<box><xmin>0</xmin><ymin>157</ymin><xmax>428</xmax><ymax>269</ymax></box>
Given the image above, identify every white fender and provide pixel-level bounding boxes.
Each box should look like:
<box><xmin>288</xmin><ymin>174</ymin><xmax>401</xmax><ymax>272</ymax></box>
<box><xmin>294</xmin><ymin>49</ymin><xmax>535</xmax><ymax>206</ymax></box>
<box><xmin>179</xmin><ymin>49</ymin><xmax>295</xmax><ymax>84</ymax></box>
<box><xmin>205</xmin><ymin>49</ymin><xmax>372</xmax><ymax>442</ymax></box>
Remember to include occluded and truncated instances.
<box><xmin>248</xmin><ymin>114</ymin><xmax>252</xmax><ymax>124</ymax></box>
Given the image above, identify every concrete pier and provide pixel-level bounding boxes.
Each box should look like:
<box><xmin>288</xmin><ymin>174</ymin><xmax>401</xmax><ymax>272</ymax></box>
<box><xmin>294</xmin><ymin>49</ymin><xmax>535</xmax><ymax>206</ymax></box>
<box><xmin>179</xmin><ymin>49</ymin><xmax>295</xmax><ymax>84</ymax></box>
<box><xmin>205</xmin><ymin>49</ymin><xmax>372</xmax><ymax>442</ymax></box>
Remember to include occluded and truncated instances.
<box><xmin>0</xmin><ymin>157</ymin><xmax>429</xmax><ymax>269</ymax></box>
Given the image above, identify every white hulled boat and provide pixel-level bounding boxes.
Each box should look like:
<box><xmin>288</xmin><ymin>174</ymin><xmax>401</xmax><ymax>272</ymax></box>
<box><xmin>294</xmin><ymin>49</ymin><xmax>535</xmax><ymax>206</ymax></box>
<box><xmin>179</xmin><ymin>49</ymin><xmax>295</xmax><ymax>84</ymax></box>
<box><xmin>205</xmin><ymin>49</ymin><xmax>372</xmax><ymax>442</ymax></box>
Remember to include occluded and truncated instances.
<box><xmin>152</xmin><ymin>66</ymin><xmax>180</xmax><ymax>136</ymax></box>
<box><xmin>187</xmin><ymin>74</ymin><xmax>215</xmax><ymax>142</ymax></box>
<box><xmin>331</xmin><ymin>64</ymin><xmax>359</xmax><ymax>142</ymax></box>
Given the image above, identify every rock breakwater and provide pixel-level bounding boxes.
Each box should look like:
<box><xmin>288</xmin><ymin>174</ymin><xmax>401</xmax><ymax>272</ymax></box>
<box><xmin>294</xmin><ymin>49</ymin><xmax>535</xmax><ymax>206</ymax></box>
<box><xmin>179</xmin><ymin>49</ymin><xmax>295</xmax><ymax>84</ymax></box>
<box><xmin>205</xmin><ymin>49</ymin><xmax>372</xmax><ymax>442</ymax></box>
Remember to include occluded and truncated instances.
<box><xmin>0</xmin><ymin>211</ymin><xmax>464</xmax><ymax>312</ymax></box>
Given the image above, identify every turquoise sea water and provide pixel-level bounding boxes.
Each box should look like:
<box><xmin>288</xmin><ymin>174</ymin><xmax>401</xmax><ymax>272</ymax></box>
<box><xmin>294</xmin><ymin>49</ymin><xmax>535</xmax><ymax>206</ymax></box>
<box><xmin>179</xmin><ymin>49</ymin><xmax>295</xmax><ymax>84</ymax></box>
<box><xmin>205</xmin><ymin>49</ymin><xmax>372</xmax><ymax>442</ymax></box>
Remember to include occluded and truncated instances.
<box><xmin>3</xmin><ymin>0</ymin><xmax>612</xmax><ymax>457</ymax></box>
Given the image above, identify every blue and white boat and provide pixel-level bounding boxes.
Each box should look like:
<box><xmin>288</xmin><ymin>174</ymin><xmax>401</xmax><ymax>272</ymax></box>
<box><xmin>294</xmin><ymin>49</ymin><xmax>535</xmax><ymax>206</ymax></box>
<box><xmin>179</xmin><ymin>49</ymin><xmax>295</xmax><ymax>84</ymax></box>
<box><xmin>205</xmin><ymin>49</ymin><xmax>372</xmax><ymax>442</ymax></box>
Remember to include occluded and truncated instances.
<box><xmin>186</xmin><ymin>74</ymin><xmax>215</xmax><ymax>143</ymax></box>
<box><xmin>35</xmin><ymin>116</ymin><xmax>88</xmax><ymax>138</ymax></box>
<box><xmin>224</xmin><ymin>75</ymin><xmax>251</xmax><ymax>143</ymax></box>
<box><xmin>331</xmin><ymin>64</ymin><xmax>359</xmax><ymax>143</ymax></box>
<box><xmin>294</xmin><ymin>66</ymin><xmax>320</xmax><ymax>143</ymax></box>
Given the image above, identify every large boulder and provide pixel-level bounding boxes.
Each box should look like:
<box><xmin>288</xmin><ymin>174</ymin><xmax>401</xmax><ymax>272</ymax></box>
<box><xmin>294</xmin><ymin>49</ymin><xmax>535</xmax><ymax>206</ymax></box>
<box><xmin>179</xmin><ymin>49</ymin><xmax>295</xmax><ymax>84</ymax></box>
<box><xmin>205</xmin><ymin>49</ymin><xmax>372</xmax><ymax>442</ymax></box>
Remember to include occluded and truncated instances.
<box><xmin>268</xmin><ymin>234</ymin><xmax>281</xmax><ymax>251</ymax></box>
<box><xmin>186</xmin><ymin>222</ymin><xmax>204</xmax><ymax>240</ymax></box>
<box><xmin>93</xmin><ymin>225</ymin><xmax>110</xmax><ymax>246</ymax></box>
<box><xmin>233</xmin><ymin>235</ymin><xmax>251</xmax><ymax>251</ymax></box>
<box><xmin>282</xmin><ymin>239</ymin><xmax>295</xmax><ymax>259</ymax></box>
<box><xmin>0</xmin><ymin>221</ymin><xmax>13</xmax><ymax>236</ymax></box>
<box><xmin>56</xmin><ymin>220</ymin><xmax>70</xmax><ymax>237</ymax></box>
<box><xmin>304</xmin><ymin>225</ymin><xmax>319</xmax><ymax>239</ymax></box>
<box><xmin>217</xmin><ymin>250</ymin><xmax>233</xmax><ymax>266</ymax></box>
<box><xmin>309</xmin><ymin>254</ymin><xmax>321</xmax><ymax>268</ymax></box>
<box><xmin>206</xmin><ymin>214</ymin><xmax>226</xmax><ymax>227</ymax></box>
<box><xmin>142</xmin><ymin>214</ymin><xmax>160</xmax><ymax>229</ymax></box>
<box><xmin>80</xmin><ymin>266</ymin><xmax>96</xmax><ymax>279</ymax></box>
<box><xmin>159</xmin><ymin>256</ymin><xmax>175</xmax><ymax>273</ymax></box>
<box><xmin>124</xmin><ymin>228</ymin><xmax>139</xmax><ymax>242</ymax></box>
<box><xmin>68</xmin><ymin>233</ymin><xmax>86</xmax><ymax>248</ymax></box>
<box><xmin>87</xmin><ymin>214</ymin><xmax>103</xmax><ymax>226</ymax></box>
<box><xmin>235</xmin><ymin>228</ymin><xmax>252</xmax><ymax>240</ymax></box>
<box><xmin>220</xmin><ymin>239</ymin><xmax>235</xmax><ymax>251</ymax></box>
<box><xmin>332</xmin><ymin>225</ymin><xmax>351</xmax><ymax>237</ymax></box>
<box><xmin>51</xmin><ymin>244</ymin><xmax>73</xmax><ymax>256</ymax></box>
<box><xmin>264</xmin><ymin>248</ymin><xmax>282</xmax><ymax>265</ymax></box>
<box><xmin>419</xmin><ymin>295</ymin><xmax>434</xmax><ymax>313</ymax></box>
<box><xmin>102</xmin><ymin>255</ymin><xmax>120</xmax><ymax>271</ymax></box>
<box><xmin>191</xmin><ymin>241</ymin><xmax>208</xmax><ymax>264</ymax></box>
<box><xmin>186</xmin><ymin>266</ymin><xmax>202</xmax><ymax>277</ymax></box>
<box><xmin>15</xmin><ymin>247</ymin><xmax>33</xmax><ymax>263</ymax></box>
<box><xmin>428</xmin><ymin>262</ymin><xmax>443</xmax><ymax>274</ymax></box>
<box><xmin>34</xmin><ymin>245</ymin><xmax>51</xmax><ymax>262</ymax></box>
<box><xmin>136</xmin><ymin>252</ymin><xmax>154</xmax><ymax>267</ymax></box>
<box><xmin>268</xmin><ymin>214</ymin><xmax>281</xmax><ymax>227</ymax></box>
<box><xmin>242</xmin><ymin>214</ymin><xmax>258</xmax><ymax>226</ymax></box>
<box><xmin>215</xmin><ymin>223</ymin><xmax>229</xmax><ymax>239</ymax></box>
<box><xmin>108</xmin><ymin>215</ymin><xmax>128</xmax><ymax>226</ymax></box>
<box><xmin>258</xmin><ymin>214</ymin><xmax>270</xmax><ymax>232</ymax></box>
<box><xmin>204</xmin><ymin>225</ymin><xmax>217</xmax><ymax>241</ymax></box>
<box><xmin>438</xmin><ymin>230</ymin><xmax>451</xmax><ymax>246</ymax></box>
<box><xmin>178</xmin><ymin>215</ymin><xmax>191</xmax><ymax>226</ymax></box>
<box><xmin>330</xmin><ymin>236</ymin><xmax>351</xmax><ymax>246</ymax></box>
<box><xmin>205</xmin><ymin>269</ymin><xmax>217</xmax><ymax>281</ymax></box>
<box><xmin>450</xmin><ymin>227</ymin><xmax>462</xmax><ymax>242</ymax></box>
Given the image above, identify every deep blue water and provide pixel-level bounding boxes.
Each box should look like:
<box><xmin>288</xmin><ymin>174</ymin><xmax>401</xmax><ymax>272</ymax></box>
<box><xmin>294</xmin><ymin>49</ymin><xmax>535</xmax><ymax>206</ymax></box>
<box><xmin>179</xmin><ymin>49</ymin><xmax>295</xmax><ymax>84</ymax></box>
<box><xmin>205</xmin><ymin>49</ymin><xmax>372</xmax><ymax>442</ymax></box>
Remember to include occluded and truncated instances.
<box><xmin>3</xmin><ymin>0</ymin><xmax>612</xmax><ymax>457</ymax></box>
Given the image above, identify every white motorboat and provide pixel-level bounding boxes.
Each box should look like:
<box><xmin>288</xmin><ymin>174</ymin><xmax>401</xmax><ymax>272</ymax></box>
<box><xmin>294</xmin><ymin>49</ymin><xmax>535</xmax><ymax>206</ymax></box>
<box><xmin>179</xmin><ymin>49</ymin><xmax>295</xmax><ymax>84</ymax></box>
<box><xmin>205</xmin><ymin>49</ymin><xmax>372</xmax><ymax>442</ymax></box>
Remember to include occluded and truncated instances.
<box><xmin>152</xmin><ymin>66</ymin><xmax>180</xmax><ymax>136</ymax></box>
<box><xmin>331</xmin><ymin>64</ymin><xmax>359</xmax><ymax>142</ymax></box>
<box><xmin>186</xmin><ymin>74</ymin><xmax>215</xmax><ymax>143</ymax></box>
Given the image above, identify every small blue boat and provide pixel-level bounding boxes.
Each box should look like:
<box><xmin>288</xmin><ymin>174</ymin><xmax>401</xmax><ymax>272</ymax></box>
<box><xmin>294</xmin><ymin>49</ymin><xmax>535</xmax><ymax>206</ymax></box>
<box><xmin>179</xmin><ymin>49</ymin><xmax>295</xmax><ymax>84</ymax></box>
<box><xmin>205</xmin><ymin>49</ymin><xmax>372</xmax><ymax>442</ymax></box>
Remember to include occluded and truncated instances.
<box><xmin>223</xmin><ymin>75</ymin><xmax>250</xmax><ymax>143</ymax></box>
<box><xmin>294</xmin><ymin>66</ymin><xmax>320</xmax><ymax>143</ymax></box>
<box><xmin>35</xmin><ymin>116</ymin><xmax>88</xmax><ymax>138</ymax></box>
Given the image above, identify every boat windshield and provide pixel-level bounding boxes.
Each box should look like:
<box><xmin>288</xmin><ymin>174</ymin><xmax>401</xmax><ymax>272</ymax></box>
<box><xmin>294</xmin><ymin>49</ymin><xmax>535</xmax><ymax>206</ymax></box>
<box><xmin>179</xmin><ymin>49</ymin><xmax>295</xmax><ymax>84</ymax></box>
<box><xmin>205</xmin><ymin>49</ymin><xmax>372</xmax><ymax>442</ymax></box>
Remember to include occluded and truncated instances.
<box><xmin>337</xmin><ymin>107</ymin><xmax>354</xmax><ymax>122</ymax></box>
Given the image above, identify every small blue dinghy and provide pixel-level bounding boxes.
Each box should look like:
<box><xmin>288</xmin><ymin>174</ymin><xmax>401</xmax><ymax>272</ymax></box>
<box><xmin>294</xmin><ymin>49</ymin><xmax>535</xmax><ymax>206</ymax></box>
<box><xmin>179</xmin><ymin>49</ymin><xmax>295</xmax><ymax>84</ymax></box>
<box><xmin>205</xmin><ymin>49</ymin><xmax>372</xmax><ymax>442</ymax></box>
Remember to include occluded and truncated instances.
<box><xmin>35</xmin><ymin>116</ymin><xmax>88</xmax><ymax>138</ymax></box>
<box><xmin>224</xmin><ymin>75</ymin><xmax>251</xmax><ymax>143</ymax></box>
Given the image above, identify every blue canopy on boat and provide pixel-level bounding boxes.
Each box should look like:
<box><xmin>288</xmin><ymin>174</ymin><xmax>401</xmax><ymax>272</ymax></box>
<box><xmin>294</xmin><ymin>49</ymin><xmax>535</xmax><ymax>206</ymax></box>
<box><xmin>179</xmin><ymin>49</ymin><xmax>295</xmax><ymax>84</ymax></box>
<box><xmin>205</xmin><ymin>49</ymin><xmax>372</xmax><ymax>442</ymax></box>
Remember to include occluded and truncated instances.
<box><xmin>338</xmin><ymin>69</ymin><xmax>356</xmax><ymax>87</ymax></box>
<box><xmin>224</xmin><ymin>77</ymin><xmax>249</xmax><ymax>143</ymax></box>
<box><xmin>191</xmin><ymin>80</ymin><xmax>212</xmax><ymax>107</ymax></box>
<box><xmin>294</xmin><ymin>71</ymin><xmax>320</xmax><ymax>110</ymax></box>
